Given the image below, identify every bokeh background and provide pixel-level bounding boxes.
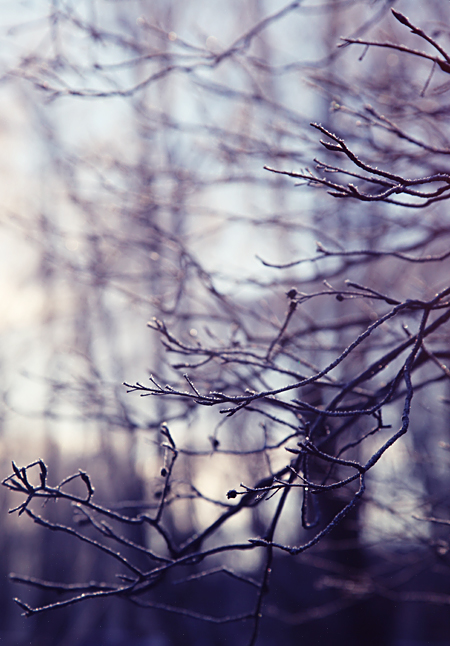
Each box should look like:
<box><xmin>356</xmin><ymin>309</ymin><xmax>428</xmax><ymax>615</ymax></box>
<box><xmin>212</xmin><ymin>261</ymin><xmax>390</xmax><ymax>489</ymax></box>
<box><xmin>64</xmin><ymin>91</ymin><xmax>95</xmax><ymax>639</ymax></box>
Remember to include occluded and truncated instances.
<box><xmin>1</xmin><ymin>1</ymin><xmax>450</xmax><ymax>644</ymax></box>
